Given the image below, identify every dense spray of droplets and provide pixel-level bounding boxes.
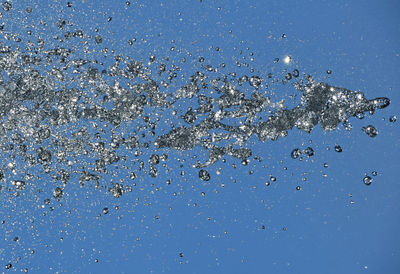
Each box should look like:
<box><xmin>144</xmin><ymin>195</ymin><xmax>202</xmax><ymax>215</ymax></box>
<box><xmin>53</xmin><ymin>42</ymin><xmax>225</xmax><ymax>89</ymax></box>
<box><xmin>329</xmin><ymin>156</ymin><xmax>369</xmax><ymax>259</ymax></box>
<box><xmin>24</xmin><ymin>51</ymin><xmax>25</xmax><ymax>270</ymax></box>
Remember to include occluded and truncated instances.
<box><xmin>0</xmin><ymin>44</ymin><xmax>390</xmax><ymax>195</ymax></box>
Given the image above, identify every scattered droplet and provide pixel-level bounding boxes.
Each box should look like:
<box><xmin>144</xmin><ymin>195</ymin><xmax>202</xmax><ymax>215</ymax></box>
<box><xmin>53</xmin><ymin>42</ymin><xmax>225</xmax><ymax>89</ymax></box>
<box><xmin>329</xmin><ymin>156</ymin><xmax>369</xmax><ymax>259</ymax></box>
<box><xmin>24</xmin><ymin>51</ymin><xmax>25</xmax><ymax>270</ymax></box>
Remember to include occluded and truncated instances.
<box><xmin>303</xmin><ymin>147</ymin><xmax>314</xmax><ymax>157</ymax></box>
<box><xmin>53</xmin><ymin>187</ymin><xmax>63</xmax><ymax>199</ymax></box>
<box><xmin>362</xmin><ymin>125</ymin><xmax>378</xmax><ymax>138</ymax></box>
<box><xmin>363</xmin><ymin>175</ymin><xmax>373</xmax><ymax>186</ymax></box>
<box><xmin>389</xmin><ymin>115</ymin><xmax>397</xmax><ymax>123</ymax></box>
<box><xmin>95</xmin><ymin>35</ymin><xmax>103</xmax><ymax>44</ymax></box>
<box><xmin>334</xmin><ymin>145</ymin><xmax>342</xmax><ymax>152</ymax></box>
<box><xmin>2</xmin><ymin>1</ymin><xmax>12</xmax><ymax>12</ymax></box>
<box><xmin>291</xmin><ymin>148</ymin><xmax>301</xmax><ymax>159</ymax></box>
<box><xmin>199</xmin><ymin>170</ymin><xmax>210</xmax><ymax>181</ymax></box>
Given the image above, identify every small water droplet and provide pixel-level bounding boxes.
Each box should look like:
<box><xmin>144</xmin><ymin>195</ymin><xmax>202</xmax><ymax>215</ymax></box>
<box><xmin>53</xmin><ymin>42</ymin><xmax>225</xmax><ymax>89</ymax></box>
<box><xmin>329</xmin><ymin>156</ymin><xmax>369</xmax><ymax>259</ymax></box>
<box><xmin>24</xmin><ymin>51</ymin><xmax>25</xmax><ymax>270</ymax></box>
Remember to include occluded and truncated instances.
<box><xmin>389</xmin><ymin>115</ymin><xmax>397</xmax><ymax>123</ymax></box>
<box><xmin>95</xmin><ymin>35</ymin><xmax>102</xmax><ymax>44</ymax></box>
<box><xmin>363</xmin><ymin>175</ymin><xmax>373</xmax><ymax>186</ymax></box>
<box><xmin>303</xmin><ymin>147</ymin><xmax>314</xmax><ymax>157</ymax></box>
<box><xmin>2</xmin><ymin>1</ymin><xmax>12</xmax><ymax>11</ymax></box>
<box><xmin>291</xmin><ymin>148</ymin><xmax>301</xmax><ymax>159</ymax></box>
<box><xmin>53</xmin><ymin>187</ymin><xmax>63</xmax><ymax>199</ymax></box>
<box><xmin>199</xmin><ymin>170</ymin><xmax>210</xmax><ymax>181</ymax></box>
<box><xmin>334</xmin><ymin>145</ymin><xmax>342</xmax><ymax>152</ymax></box>
<box><xmin>362</xmin><ymin>125</ymin><xmax>378</xmax><ymax>138</ymax></box>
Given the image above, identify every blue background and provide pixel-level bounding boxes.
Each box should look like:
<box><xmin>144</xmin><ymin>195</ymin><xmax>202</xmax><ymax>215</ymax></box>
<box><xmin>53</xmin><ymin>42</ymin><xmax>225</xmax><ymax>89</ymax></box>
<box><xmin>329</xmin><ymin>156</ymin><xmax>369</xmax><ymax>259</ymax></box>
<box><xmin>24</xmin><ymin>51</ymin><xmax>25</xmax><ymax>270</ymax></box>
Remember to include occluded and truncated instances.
<box><xmin>0</xmin><ymin>0</ymin><xmax>399</xmax><ymax>273</ymax></box>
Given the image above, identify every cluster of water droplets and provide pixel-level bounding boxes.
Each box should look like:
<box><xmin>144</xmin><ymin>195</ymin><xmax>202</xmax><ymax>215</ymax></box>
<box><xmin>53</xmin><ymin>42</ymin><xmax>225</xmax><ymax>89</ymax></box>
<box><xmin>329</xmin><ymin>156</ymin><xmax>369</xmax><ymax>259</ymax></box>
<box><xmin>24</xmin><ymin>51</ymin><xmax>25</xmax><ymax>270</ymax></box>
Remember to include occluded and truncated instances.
<box><xmin>0</xmin><ymin>24</ymin><xmax>391</xmax><ymax>199</ymax></box>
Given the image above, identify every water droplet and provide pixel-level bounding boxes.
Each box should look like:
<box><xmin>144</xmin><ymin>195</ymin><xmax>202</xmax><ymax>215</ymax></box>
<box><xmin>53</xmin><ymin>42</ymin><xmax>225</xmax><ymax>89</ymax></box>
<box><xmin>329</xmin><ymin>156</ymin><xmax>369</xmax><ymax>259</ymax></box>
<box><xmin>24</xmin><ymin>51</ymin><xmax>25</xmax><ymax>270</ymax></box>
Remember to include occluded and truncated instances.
<box><xmin>37</xmin><ymin>147</ymin><xmax>52</xmax><ymax>162</ymax></box>
<box><xmin>362</xmin><ymin>125</ymin><xmax>378</xmax><ymax>138</ymax></box>
<box><xmin>303</xmin><ymin>147</ymin><xmax>314</xmax><ymax>157</ymax></box>
<box><xmin>283</xmin><ymin>56</ymin><xmax>291</xmax><ymax>64</ymax></box>
<box><xmin>291</xmin><ymin>148</ymin><xmax>301</xmax><ymax>159</ymax></box>
<box><xmin>363</xmin><ymin>175</ymin><xmax>373</xmax><ymax>186</ymax></box>
<box><xmin>334</xmin><ymin>145</ymin><xmax>342</xmax><ymax>152</ymax></box>
<box><xmin>2</xmin><ymin>1</ymin><xmax>12</xmax><ymax>12</ymax></box>
<box><xmin>389</xmin><ymin>115</ymin><xmax>397</xmax><ymax>123</ymax></box>
<box><xmin>53</xmin><ymin>187</ymin><xmax>63</xmax><ymax>199</ymax></box>
<box><xmin>95</xmin><ymin>35</ymin><xmax>103</xmax><ymax>44</ymax></box>
<box><xmin>199</xmin><ymin>170</ymin><xmax>210</xmax><ymax>181</ymax></box>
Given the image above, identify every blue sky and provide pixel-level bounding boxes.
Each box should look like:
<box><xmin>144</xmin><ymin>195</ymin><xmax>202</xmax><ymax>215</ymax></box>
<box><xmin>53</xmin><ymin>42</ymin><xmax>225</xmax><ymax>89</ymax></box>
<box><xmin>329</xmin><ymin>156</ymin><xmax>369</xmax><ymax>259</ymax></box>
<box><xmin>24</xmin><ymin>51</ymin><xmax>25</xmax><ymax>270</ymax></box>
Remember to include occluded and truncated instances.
<box><xmin>0</xmin><ymin>0</ymin><xmax>399</xmax><ymax>273</ymax></box>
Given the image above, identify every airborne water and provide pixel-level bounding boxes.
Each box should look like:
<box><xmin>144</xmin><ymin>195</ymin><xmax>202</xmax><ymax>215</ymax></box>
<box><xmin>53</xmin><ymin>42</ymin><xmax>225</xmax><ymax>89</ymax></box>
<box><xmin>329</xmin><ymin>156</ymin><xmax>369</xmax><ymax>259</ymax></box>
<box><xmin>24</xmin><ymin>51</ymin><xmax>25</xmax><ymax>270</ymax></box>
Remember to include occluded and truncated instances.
<box><xmin>0</xmin><ymin>1</ymin><xmax>398</xmax><ymax>273</ymax></box>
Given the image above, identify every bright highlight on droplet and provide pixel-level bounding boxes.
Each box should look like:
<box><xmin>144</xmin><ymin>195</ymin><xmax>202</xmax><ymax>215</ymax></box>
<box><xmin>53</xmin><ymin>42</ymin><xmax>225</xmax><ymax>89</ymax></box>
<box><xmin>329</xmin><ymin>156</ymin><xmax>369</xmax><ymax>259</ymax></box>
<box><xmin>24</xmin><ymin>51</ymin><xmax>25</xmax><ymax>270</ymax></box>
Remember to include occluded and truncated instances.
<box><xmin>283</xmin><ymin>55</ymin><xmax>292</xmax><ymax>64</ymax></box>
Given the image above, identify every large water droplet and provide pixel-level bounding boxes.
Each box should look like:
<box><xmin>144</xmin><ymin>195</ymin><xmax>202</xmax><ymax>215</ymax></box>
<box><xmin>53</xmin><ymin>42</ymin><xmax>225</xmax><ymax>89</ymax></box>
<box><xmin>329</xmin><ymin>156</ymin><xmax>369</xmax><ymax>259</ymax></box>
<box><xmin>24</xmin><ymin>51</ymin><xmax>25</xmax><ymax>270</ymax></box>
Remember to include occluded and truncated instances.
<box><xmin>362</xmin><ymin>125</ymin><xmax>378</xmax><ymax>138</ymax></box>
